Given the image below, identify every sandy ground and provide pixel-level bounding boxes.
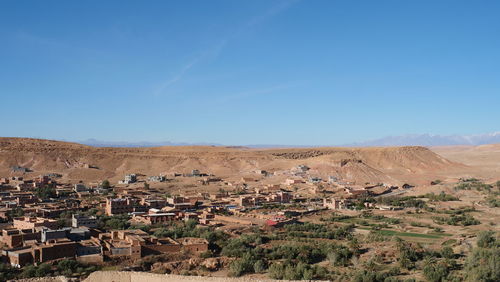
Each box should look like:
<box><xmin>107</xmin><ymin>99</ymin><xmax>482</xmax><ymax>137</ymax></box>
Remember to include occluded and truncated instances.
<box><xmin>0</xmin><ymin>137</ymin><xmax>470</xmax><ymax>186</ymax></box>
<box><xmin>431</xmin><ymin>144</ymin><xmax>500</xmax><ymax>181</ymax></box>
<box><xmin>9</xmin><ymin>277</ymin><xmax>73</xmax><ymax>282</ymax></box>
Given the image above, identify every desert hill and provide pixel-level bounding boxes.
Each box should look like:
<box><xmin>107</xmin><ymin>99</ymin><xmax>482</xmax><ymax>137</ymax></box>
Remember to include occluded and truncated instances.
<box><xmin>432</xmin><ymin>144</ymin><xmax>500</xmax><ymax>180</ymax></box>
<box><xmin>0</xmin><ymin>137</ymin><xmax>467</xmax><ymax>185</ymax></box>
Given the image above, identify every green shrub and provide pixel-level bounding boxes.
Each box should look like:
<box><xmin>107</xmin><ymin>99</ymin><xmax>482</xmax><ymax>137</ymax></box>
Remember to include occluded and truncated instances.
<box><xmin>441</xmin><ymin>246</ymin><xmax>455</xmax><ymax>259</ymax></box>
<box><xmin>395</xmin><ymin>238</ymin><xmax>422</xmax><ymax>270</ymax></box>
<box><xmin>425</xmin><ymin>192</ymin><xmax>459</xmax><ymax>202</ymax></box>
<box><xmin>376</xmin><ymin>196</ymin><xmax>426</xmax><ymax>208</ymax></box>
<box><xmin>423</xmin><ymin>258</ymin><xmax>450</xmax><ymax>282</ymax></box>
<box><xmin>327</xmin><ymin>245</ymin><xmax>353</xmax><ymax>266</ymax></box>
<box><xmin>57</xmin><ymin>259</ymin><xmax>79</xmax><ymax>274</ymax></box>
<box><xmin>432</xmin><ymin>214</ymin><xmax>480</xmax><ymax>226</ymax></box>
<box><xmin>477</xmin><ymin>231</ymin><xmax>497</xmax><ymax>248</ymax></box>
<box><xmin>268</xmin><ymin>262</ymin><xmax>329</xmax><ymax>280</ymax></box>
<box><xmin>19</xmin><ymin>263</ymin><xmax>52</xmax><ymax>278</ymax></box>
<box><xmin>21</xmin><ymin>265</ymin><xmax>38</xmax><ymax>278</ymax></box>
<box><xmin>229</xmin><ymin>255</ymin><xmax>255</xmax><ymax>277</ymax></box>
<box><xmin>464</xmin><ymin>247</ymin><xmax>500</xmax><ymax>282</ymax></box>
<box><xmin>0</xmin><ymin>263</ymin><xmax>16</xmax><ymax>281</ymax></box>
<box><xmin>35</xmin><ymin>185</ymin><xmax>57</xmax><ymax>200</ymax></box>
<box><xmin>455</xmin><ymin>179</ymin><xmax>493</xmax><ymax>192</ymax></box>
<box><xmin>485</xmin><ymin>196</ymin><xmax>500</xmax><ymax>208</ymax></box>
<box><xmin>284</xmin><ymin>222</ymin><xmax>354</xmax><ymax>240</ymax></box>
<box><xmin>101</xmin><ymin>180</ymin><xmax>111</xmax><ymax>189</ymax></box>
<box><xmin>253</xmin><ymin>259</ymin><xmax>267</xmax><ymax>273</ymax></box>
<box><xmin>6</xmin><ymin>207</ymin><xmax>24</xmax><ymax>219</ymax></box>
<box><xmin>366</xmin><ymin>230</ymin><xmax>386</xmax><ymax>242</ymax></box>
<box><xmin>352</xmin><ymin>269</ymin><xmax>399</xmax><ymax>282</ymax></box>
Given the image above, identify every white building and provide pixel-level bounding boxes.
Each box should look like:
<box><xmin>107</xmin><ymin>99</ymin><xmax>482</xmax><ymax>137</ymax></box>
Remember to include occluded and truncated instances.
<box><xmin>72</xmin><ymin>214</ymin><xmax>98</xmax><ymax>228</ymax></box>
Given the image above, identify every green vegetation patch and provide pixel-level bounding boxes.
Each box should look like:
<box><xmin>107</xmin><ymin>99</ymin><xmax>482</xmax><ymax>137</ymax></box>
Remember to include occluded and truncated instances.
<box><xmin>454</xmin><ymin>178</ymin><xmax>494</xmax><ymax>193</ymax></box>
<box><xmin>359</xmin><ymin>228</ymin><xmax>447</xmax><ymax>239</ymax></box>
<box><xmin>441</xmin><ymin>239</ymin><xmax>457</xmax><ymax>246</ymax></box>
<box><xmin>424</xmin><ymin>192</ymin><xmax>459</xmax><ymax>202</ymax></box>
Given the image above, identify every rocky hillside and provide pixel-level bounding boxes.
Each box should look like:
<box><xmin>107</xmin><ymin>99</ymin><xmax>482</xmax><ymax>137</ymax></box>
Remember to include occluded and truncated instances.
<box><xmin>0</xmin><ymin>138</ymin><xmax>464</xmax><ymax>184</ymax></box>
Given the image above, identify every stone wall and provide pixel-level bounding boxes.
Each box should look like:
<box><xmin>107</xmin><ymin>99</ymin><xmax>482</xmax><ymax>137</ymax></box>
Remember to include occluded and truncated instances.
<box><xmin>84</xmin><ymin>271</ymin><xmax>328</xmax><ymax>282</ymax></box>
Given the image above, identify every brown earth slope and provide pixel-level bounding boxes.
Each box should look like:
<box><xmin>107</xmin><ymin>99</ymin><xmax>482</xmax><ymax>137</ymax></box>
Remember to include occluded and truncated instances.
<box><xmin>0</xmin><ymin>138</ymin><xmax>466</xmax><ymax>185</ymax></box>
<box><xmin>432</xmin><ymin>144</ymin><xmax>500</xmax><ymax>181</ymax></box>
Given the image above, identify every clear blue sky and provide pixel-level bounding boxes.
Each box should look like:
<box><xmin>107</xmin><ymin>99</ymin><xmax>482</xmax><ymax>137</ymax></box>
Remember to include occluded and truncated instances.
<box><xmin>1</xmin><ymin>0</ymin><xmax>499</xmax><ymax>145</ymax></box>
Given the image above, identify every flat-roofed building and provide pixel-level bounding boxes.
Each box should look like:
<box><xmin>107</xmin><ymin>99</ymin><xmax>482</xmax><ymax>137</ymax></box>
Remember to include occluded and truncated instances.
<box><xmin>3</xmin><ymin>239</ymin><xmax>78</xmax><ymax>267</ymax></box>
<box><xmin>131</xmin><ymin>212</ymin><xmax>176</xmax><ymax>225</ymax></box>
<box><xmin>74</xmin><ymin>183</ymin><xmax>88</xmax><ymax>192</ymax></box>
<box><xmin>2</xmin><ymin>247</ymin><xmax>33</xmax><ymax>267</ymax></box>
<box><xmin>1</xmin><ymin>228</ymin><xmax>41</xmax><ymax>248</ymax></box>
<box><xmin>33</xmin><ymin>239</ymin><xmax>77</xmax><ymax>263</ymax></box>
<box><xmin>177</xmin><ymin>237</ymin><xmax>209</xmax><ymax>253</ymax></box>
<box><xmin>13</xmin><ymin>217</ymin><xmax>58</xmax><ymax>230</ymax></box>
<box><xmin>105</xmin><ymin>197</ymin><xmax>144</xmax><ymax>216</ymax></box>
<box><xmin>72</xmin><ymin>214</ymin><xmax>98</xmax><ymax>228</ymax></box>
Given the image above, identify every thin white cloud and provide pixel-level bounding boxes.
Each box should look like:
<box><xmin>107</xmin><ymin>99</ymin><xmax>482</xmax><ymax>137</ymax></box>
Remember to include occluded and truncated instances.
<box><xmin>241</xmin><ymin>0</ymin><xmax>299</xmax><ymax>31</ymax></box>
<box><xmin>153</xmin><ymin>58</ymin><xmax>199</xmax><ymax>96</ymax></box>
<box><xmin>152</xmin><ymin>38</ymin><xmax>229</xmax><ymax>96</ymax></box>
<box><xmin>153</xmin><ymin>0</ymin><xmax>299</xmax><ymax>96</ymax></box>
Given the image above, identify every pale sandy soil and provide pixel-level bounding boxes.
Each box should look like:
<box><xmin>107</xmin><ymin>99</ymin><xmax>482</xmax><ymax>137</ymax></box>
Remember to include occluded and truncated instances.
<box><xmin>431</xmin><ymin>144</ymin><xmax>500</xmax><ymax>182</ymax></box>
<box><xmin>83</xmin><ymin>271</ymin><xmax>325</xmax><ymax>282</ymax></box>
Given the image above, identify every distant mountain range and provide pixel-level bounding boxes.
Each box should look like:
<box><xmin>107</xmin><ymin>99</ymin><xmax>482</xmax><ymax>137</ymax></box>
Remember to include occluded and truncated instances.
<box><xmin>79</xmin><ymin>139</ymin><xmax>223</xmax><ymax>148</ymax></box>
<box><xmin>79</xmin><ymin>132</ymin><xmax>500</xmax><ymax>148</ymax></box>
<box><xmin>348</xmin><ymin>132</ymin><xmax>500</xmax><ymax>147</ymax></box>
